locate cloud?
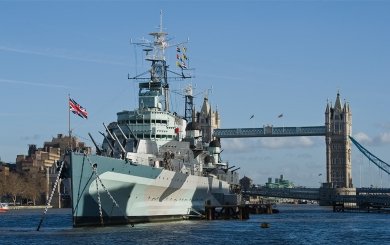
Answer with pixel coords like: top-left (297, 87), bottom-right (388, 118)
top-left (221, 136), bottom-right (316, 152)
top-left (379, 132), bottom-right (390, 144)
top-left (0, 78), bottom-right (70, 89)
top-left (353, 132), bottom-right (372, 144)
top-left (21, 134), bottom-right (41, 141)
top-left (222, 138), bottom-right (255, 153)
top-left (353, 131), bottom-right (390, 146)
top-left (258, 136), bottom-right (314, 149)
top-left (0, 45), bottom-right (128, 66)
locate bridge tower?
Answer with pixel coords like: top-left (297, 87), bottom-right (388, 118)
top-left (325, 92), bottom-right (353, 188)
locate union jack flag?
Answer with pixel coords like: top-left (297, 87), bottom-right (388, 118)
top-left (69, 98), bottom-right (88, 119)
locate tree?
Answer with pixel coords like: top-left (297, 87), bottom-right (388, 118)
top-left (0, 175), bottom-right (5, 201)
top-left (23, 170), bottom-right (45, 205)
top-left (6, 172), bottom-right (24, 206)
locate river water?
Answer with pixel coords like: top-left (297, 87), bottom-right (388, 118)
top-left (1, 204), bottom-right (389, 244)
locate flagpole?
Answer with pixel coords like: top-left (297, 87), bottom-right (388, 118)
top-left (68, 93), bottom-right (71, 148)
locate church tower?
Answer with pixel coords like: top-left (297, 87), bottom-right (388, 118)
top-left (325, 92), bottom-right (353, 188)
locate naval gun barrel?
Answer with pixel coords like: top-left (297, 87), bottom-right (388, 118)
top-left (231, 167), bottom-right (240, 173)
top-left (103, 122), bottom-right (115, 139)
top-left (125, 125), bottom-right (138, 141)
top-left (113, 133), bottom-right (126, 155)
top-left (99, 131), bottom-right (115, 153)
top-left (88, 133), bottom-right (102, 155)
top-left (227, 165), bottom-right (236, 170)
top-left (116, 123), bottom-right (128, 140)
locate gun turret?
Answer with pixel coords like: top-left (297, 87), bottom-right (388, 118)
top-left (103, 122), bottom-right (126, 155)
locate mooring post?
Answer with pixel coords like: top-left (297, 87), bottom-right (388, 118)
top-left (266, 204), bottom-right (272, 214)
top-left (205, 206), bottom-right (215, 220)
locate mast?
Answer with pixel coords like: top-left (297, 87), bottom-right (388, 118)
top-left (184, 84), bottom-right (194, 122)
top-left (159, 10), bottom-right (169, 112)
top-left (129, 11), bottom-right (191, 113)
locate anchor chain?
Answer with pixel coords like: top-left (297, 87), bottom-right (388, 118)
top-left (36, 159), bottom-right (65, 231)
top-left (95, 174), bottom-right (120, 209)
top-left (93, 166), bottom-right (104, 226)
top-left (85, 154), bottom-right (134, 227)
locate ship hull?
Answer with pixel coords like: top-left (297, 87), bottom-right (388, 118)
top-left (69, 152), bottom-right (230, 227)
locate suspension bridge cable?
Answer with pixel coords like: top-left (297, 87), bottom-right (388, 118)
top-left (349, 136), bottom-right (390, 175)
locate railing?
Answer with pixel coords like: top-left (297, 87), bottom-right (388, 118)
top-left (244, 187), bottom-right (320, 200)
top-left (214, 126), bottom-right (326, 138)
top-left (244, 187), bottom-right (390, 207)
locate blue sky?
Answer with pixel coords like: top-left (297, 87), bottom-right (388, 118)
top-left (1, 0), bottom-right (390, 187)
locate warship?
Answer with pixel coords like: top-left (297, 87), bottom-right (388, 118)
top-left (65, 15), bottom-right (240, 227)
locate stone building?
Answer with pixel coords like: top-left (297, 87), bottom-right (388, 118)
top-left (44, 133), bottom-right (90, 156)
top-left (16, 144), bottom-right (61, 173)
top-left (197, 96), bottom-right (220, 143)
top-left (325, 92), bottom-right (353, 188)
top-left (14, 134), bottom-right (91, 207)
top-left (0, 162), bottom-right (10, 178)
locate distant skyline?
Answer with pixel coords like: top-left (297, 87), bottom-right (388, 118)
top-left (1, 0), bottom-right (390, 187)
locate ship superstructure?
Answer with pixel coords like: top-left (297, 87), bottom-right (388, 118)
top-left (66, 14), bottom-right (240, 227)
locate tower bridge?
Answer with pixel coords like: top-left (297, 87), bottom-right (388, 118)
top-left (212, 92), bottom-right (390, 207)
top-left (214, 92), bottom-right (353, 189)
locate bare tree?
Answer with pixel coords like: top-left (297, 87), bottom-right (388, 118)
top-left (23, 170), bottom-right (45, 205)
top-left (0, 175), bottom-right (5, 202)
top-left (6, 172), bottom-right (24, 206)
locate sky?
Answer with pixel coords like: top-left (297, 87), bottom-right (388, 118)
top-left (1, 0), bottom-right (390, 187)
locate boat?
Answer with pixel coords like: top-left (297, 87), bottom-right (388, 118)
top-left (0, 203), bottom-right (9, 212)
top-left (64, 14), bottom-right (241, 227)
top-left (298, 199), bottom-right (308, 204)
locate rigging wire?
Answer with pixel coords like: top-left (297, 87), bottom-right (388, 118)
top-left (36, 159), bottom-right (65, 231)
